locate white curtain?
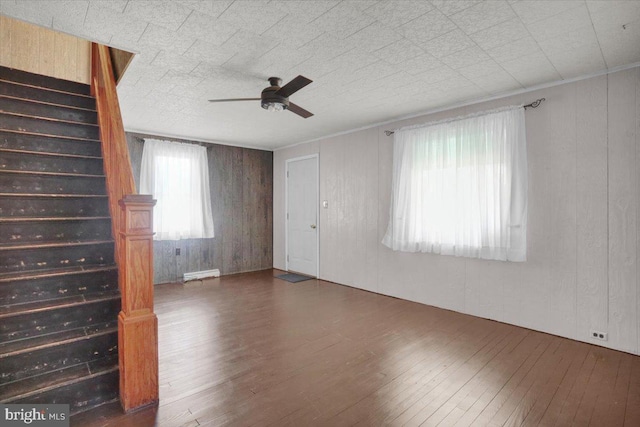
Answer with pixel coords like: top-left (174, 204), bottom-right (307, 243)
top-left (140, 138), bottom-right (215, 240)
top-left (382, 107), bottom-right (527, 262)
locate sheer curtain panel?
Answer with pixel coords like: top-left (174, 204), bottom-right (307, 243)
top-left (382, 107), bottom-right (527, 262)
top-left (140, 138), bottom-right (215, 240)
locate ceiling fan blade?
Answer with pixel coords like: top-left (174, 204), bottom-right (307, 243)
top-left (287, 102), bottom-right (314, 118)
top-left (275, 75), bottom-right (312, 98)
top-left (208, 98), bottom-right (260, 103)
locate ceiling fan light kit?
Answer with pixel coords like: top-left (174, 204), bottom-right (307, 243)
top-left (209, 75), bottom-right (314, 118)
top-left (263, 101), bottom-right (286, 112)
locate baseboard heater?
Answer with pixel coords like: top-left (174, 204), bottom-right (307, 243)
top-left (183, 269), bottom-right (220, 282)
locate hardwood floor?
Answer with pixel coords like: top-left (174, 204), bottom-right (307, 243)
top-left (72, 269), bottom-right (640, 426)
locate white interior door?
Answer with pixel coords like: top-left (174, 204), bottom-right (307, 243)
top-left (286, 155), bottom-right (318, 277)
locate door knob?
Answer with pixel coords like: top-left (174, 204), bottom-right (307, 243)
top-left (310, 224), bottom-right (316, 229)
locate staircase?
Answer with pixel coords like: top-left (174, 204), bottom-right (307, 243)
top-left (0, 66), bottom-right (120, 414)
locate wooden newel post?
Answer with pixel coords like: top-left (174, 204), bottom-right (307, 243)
top-left (117, 194), bottom-right (159, 412)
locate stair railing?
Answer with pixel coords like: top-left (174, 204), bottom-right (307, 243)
top-left (91, 42), bottom-right (159, 412)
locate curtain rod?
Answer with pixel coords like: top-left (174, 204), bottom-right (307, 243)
top-left (384, 98), bottom-right (546, 136)
top-left (137, 136), bottom-right (210, 148)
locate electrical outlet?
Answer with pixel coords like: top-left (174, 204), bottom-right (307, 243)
top-left (590, 330), bottom-right (608, 341)
top-left (176, 248), bottom-right (181, 256)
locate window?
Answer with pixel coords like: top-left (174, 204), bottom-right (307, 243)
top-left (382, 107), bottom-right (527, 262)
top-left (140, 138), bottom-right (214, 240)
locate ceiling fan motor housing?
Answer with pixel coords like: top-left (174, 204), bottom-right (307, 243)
top-left (261, 77), bottom-right (289, 110)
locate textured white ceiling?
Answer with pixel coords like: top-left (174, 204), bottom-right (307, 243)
top-left (1, 0), bottom-right (639, 149)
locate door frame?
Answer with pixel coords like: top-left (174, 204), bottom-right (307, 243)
top-left (285, 154), bottom-right (319, 278)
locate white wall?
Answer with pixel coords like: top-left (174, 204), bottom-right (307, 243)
top-left (273, 67), bottom-right (640, 355)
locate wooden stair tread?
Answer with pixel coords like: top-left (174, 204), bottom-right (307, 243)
top-left (0, 239), bottom-right (113, 251)
top-left (0, 78), bottom-right (94, 100)
top-left (0, 169), bottom-right (105, 178)
top-left (0, 147), bottom-right (102, 160)
top-left (0, 128), bottom-right (101, 144)
top-left (0, 359), bottom-right (118, 402)
top-left (0, 290), bottom-right (120, 318)
top-left (0, 193), bottom-right (108, 198)
top-left (0, 363), bottom-right (89, 401)
top-left (0, 130), bottom-right (102, 158)
top-left (0, 76), bottom-right (94, 99)
top-left (0, 216), bottom-right (110, 223)
top-left (0, 322), bottom-right (117, 358)
top-left (0, 66), bottom-right (92, 97)
top-left (0, 194), bottom-right (110, 219)
top-left (0, 93), bottom-right (96, 113)
top-left (0, 264), bottom-right (117, 283)
top-left (0, 80), bottom-right (96, 111)
top-left (0, 95), bottom-right (97, 127)
top-left (0, 113), bottom-right (99, 141)
top-left (0, 110), bottom-right (98, 128)
top-left (0, 129), bottom-right (100, 143)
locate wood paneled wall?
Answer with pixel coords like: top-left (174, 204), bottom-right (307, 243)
top-left (0, 15), bottom-right (90, 84)
top-left (127, 133), bottom-right (273, 283)
top-left (109, 47), bottom-right (134, 84)
top-left (274, 67), bottom-right (640, 356)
